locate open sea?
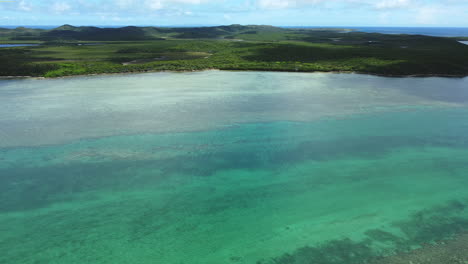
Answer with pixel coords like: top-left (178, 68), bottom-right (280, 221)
top-left (1, 71), bottom-right (468, 263)
top-left (350, 27), bottom-right (468, 37)
top-left (287, 26), bottom-right (468, 37)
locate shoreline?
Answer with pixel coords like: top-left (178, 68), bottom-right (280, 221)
top-left (1, 68), bottom-right (467, 80)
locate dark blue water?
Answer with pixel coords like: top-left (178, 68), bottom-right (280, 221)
top-left (285, 26), bottom-right (468, 37)
top-left (353, 27), bottom-right (468, 37)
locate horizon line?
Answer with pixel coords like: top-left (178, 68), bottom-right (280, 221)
top-left (1, 24), bottom-right (468, 28)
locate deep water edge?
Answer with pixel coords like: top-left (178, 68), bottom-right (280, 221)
top-left (1, 71), bottom-right (467, 264)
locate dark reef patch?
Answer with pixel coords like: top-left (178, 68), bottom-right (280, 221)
top-left (368, 232), bottom-right (468, 264)
top-left (260, 200), bottom-right (468, 264)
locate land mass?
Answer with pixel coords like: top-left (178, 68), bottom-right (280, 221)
top-left (1, 24), bottom-right (468, 77)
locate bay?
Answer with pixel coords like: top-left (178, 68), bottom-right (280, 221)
top-left (1, 71), bottom-right (467, 264)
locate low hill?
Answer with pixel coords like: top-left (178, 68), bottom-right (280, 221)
top-left (0, 27), bottom-right (44, 40)
top-left (0, 24), bottom-right (290, 41)
top-left (41, 25), bottom-right (157, 41)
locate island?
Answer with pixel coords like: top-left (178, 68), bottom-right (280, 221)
top-left (1, 24), bottom-right (467, 78)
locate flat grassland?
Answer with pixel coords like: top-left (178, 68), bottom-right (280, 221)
top-left (1, 25), bottom-right (467, 77)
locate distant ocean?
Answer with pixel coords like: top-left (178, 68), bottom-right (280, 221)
top-left (2, 25), bottom-right (468, 37)
top-left (284, 26), bottom-right (468, 37)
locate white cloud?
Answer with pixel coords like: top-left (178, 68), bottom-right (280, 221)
top-left (375, 0), bottom-right (412, 9)
top-left (51, 2), bottom-right (72, 13)
top-left (416, 7), bottom-right (439, 24)
top-left (18, 0), bottom-right (33, 11)
top-left (173, 0), bottom-right (205, 3)
top-left (378, 12), bottom-right (391, 24)
top-left (116, 0), bottom-right (135, 9)
top-left (257, 0), bottom-right (327, 10)
top-left (146, 0), bottom-right (163, 10)
top-left (258, 0), bottom-right (294, 9)
top-left (3, 0), bottom-right (466, 26)
top-left (144, 0), bottom-right (207, 11)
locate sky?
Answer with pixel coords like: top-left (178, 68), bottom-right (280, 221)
top-left (0, 0), bottom-right (467, 27)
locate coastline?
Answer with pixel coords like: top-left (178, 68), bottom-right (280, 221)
top-left (1, 68), bottom-right (467, 80)
top-left (2, 25), bottom-right (468, 81)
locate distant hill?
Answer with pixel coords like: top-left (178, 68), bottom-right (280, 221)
top-left (0, 24), bottom-right (291, 41)
top-left (168, 24), bottom-right (287, 39)
top-left (0, 27), bottom-right (45, 40)
top-left (41, 25), bottom-right (160, 41)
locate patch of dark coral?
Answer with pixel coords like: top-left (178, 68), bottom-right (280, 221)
top-left (260, 200), bottom-right (468, 264)
top-left (369, 231), bottom-right (468, 264)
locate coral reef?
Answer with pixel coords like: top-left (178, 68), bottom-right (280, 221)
top-left (370, 232), bottom-right (468, 264)
top-left (262, 200), bottom-right (468, 264)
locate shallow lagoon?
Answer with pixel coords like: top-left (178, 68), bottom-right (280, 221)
top-left (0, 71), bottom-right (468, 264)
top-left (0, 44), bottom-right (39, 48)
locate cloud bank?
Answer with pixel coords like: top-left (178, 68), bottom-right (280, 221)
top-left (0, 0), bottom-right (466, 26)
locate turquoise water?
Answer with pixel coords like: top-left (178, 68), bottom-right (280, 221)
top-left (1, 71), bottom-right (468, 263)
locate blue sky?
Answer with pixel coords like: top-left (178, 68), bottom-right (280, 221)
top-left (0, 0), bottom-right (467, 26)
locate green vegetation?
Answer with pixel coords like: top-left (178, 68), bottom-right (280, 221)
top-left (1, 24), bottom-right (467, 77)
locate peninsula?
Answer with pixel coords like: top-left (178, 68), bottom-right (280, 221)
top-left (1, 24), bottom-right (467, 78)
